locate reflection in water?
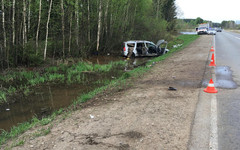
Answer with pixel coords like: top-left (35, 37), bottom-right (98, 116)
top-left (124, 57), bottom-right (150, 71)
top-left (0, 84), bottom-right (94, 131)
top-left (0, 56), bottom-right (152, 132)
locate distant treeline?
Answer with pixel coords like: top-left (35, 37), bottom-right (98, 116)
top-left (176, 17), bottom-right (221, 30)
top-left (0, 0), bottom-right (177, 69)
top-left (177, 17), bottom-right (240, 30)
top-left (221, 20), bottom-right (240, 29)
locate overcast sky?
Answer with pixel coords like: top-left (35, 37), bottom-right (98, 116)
top-left (175, 0), bottom-right (240, 23)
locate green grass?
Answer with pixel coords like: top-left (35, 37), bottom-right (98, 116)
top-left (0, 109), bottom-right (63, 146)
top-left (0, 91), bottom-right (7, 103)
top-left (147, 34), bottom-right (199, 65)
top-left (0, 34), bottom-right (199, 147)
top-left (0, 60), bottom-right (127, 103)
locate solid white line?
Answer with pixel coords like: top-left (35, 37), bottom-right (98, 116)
top-left (209, 36), bottom-right (218, 150)
top-left (236, 37), bottom-right (240, 40)
top-left (209, 94), bottom-right (218, 150)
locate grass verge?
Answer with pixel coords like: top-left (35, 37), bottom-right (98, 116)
top-left (0, 34), bottom-right (199, 148)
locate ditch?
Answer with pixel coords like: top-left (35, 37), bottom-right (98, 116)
top-left (0, 56), bottom-right (152, 132)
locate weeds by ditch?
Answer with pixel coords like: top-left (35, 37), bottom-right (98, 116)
top-left (0, 61), bottom-right (126, 104)
top-left (0, 34), bottom-right (199, 148)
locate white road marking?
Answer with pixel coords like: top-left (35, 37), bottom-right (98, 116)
top-left (235, 37), bottom-right (240, 40)
top-left (209, 36), bottom-right (218, 150)
top-left (209, 94), bottom-right (218, 150)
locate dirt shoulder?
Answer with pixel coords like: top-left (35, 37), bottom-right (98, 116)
top-left (2, 35), bottom-right (213, 150)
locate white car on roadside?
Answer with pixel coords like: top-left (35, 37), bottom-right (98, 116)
top-left (122, 40), bottom-right (169, 58)
top-left (207, 28), bottom-right (216, 35)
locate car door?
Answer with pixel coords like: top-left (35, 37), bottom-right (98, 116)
top-left (146, 42), bottom-right (157, 54)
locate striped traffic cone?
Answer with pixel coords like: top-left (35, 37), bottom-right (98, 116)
top-left (204, 79), bottom-right (218, 93)
top-left (209, 53), bottom-right (216, 66)
top-left (210, 46), bottom-right (215, 52)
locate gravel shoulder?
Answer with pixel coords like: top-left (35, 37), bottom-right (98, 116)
top-left (2, 35), bottom-right (213, 150)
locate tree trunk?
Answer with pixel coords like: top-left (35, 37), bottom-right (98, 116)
top-left (36, 0), bottom-right (41, 53)
top-left (87, 0), bottom-right (90, 43)
top-left (12, 0), bottom-right (15, 45)
top-left (28, 0), bottom-right (31, 31)
top-left (75, 0), bottom-right (79, 49)
top-left (61, 0), bottom-right (65, 58)
top-left (103, 0), bottom-right (109, 39)
top-left (23, 0), bottom-right (27, 46)
top-left (1, 0), bottom-right (7, 67)
top-left (122, 1), bottom-right (130, 34)
top-left (12, 0), bottom-right (16, 65)
top-left (156, 0), bottom-right (160, 19)
top-left (96, 0), bottom-right (102, 53)
top-left (44, 0), bottom-right (53, 60)
top-left (68, 12), bottom-right (73, 55)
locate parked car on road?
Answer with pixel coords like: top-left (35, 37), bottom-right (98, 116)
top-left (216, 28), bottom-right (222, 32)
top-left (122, 40), bottom-right (169, 58)
top-left (207, 28), bottom-right (216, 35)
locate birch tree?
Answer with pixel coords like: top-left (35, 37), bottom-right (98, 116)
top-left (28, 0), bottom-right (31, 31)
top-left (1, 0), bottom-right (7, 66)
top-left (61, 0), bottom-right (65, 58)
top-left (68, 12), bottom-right (73, 55)
top-left (44, 0), bottom-right (53, 60)
top-left (103, 0), bottom-right (109, 39)
top-left (23, 0), bottom-right (27, 46)
top-left (87, 0), bottom-right (90, 43)
top-left (96, 0), bottom-right (102, 53)
top-left (75, 0), bottom-right (79, 48)
top-left (36, 0), bottom-right (41, 53)
top-left (12, 0), bottom-right (15, 45)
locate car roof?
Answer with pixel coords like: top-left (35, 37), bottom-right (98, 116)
top-left (124, 40), bottom-right (153, 43)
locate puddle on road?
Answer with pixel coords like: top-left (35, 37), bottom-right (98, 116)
top-left (215, 66), bottom-right (238, 89)
top-left (0, 56), bottom-right (153, 132)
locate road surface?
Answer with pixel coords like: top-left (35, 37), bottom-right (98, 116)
top-left (216, 31), bottom-right (240, 150)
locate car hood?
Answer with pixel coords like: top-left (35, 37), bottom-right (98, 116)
top-left (156, 40), bottom-right (167, 47)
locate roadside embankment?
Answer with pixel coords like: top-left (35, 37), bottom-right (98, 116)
top-left (1, 35), bottom-right (214, 150)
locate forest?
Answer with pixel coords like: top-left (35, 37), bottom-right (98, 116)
top-left (0, 0), bottom-right (177, 69)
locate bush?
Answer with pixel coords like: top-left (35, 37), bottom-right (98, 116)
top-left (22, 43), bottom-right (44, 67)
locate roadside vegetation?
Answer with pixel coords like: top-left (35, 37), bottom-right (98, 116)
top-left (0, 34), bottom-right (199, 147)
top-left (0, 61), bottom-right (126, 104)
top-left (0, 0), bottom-right (177, 69)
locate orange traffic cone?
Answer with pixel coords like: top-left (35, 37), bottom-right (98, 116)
top-left (209, 53), bottom-right (216, 66)
top-left (210, 46), bottom-right (215, 52)
top-left (204, 79), bottom-right (218, 93)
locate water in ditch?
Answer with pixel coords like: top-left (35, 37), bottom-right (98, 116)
top-left (0, 56), bottom-right (152, 132)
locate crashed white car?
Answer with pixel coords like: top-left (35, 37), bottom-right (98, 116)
top-left (122, 40), bottom-right (169, 58)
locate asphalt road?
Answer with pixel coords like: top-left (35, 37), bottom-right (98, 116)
top-left (215, 30), bottom-right (240, 150)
